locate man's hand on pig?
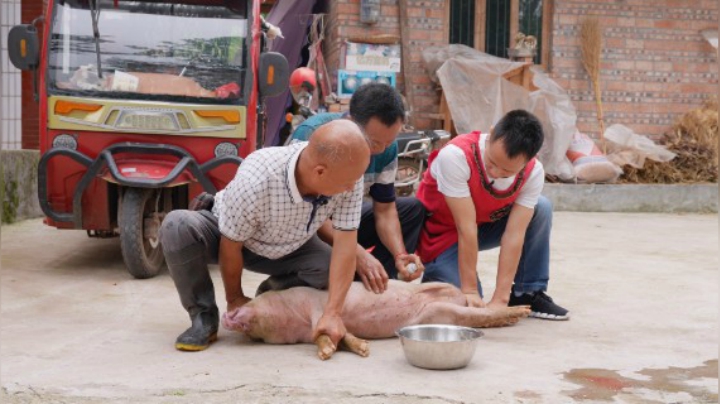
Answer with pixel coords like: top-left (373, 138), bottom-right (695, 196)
top-left (465, 292), bottom-right (486, 308)
top-left (227, 295), bottom-right (252, 313)
top-left (356, 250), bottom-right (388, 294)
top-left (312, 313), bottom-right (347, 348)
top-left (395, 253), bottom-right (424, 282)
top-left (487, 292), bottom-right (510, 309)
top-left (487, 299), bottom-right (509, 309)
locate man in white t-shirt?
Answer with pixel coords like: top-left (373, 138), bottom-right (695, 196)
top-left (416, 110), bottom-right (569, 320)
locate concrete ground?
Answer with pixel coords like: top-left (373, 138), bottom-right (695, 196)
top-left (1, 213), bottom-right (717, 403)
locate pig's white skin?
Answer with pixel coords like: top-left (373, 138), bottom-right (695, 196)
top-left (222, 280), bottom-right (526, 344)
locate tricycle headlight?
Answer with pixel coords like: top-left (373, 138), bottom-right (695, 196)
top-left (214, 142), bottom-right (238, 157)
top-left (52, 134), bottom-right (78, 150)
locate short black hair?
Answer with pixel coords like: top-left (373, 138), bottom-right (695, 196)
top-left (490, 109), bottom-right (544, 160)
top-left (349, 83), bottom-right (406, 127)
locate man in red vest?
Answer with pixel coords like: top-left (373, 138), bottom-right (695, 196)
top-left (416, 110), bottom-right (569, 320)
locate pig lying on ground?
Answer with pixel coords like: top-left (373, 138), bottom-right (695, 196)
top-left (222, 280), bottom-right (530, 360)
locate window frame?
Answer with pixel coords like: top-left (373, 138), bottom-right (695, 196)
top-left (445, 0), bottom-right (553, 69)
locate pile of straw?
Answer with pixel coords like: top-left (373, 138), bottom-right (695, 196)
top-left (621, 99), bottom-right (718, 183)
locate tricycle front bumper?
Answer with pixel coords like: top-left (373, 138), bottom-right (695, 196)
top-left (38, 142), bottom-right (241, 228)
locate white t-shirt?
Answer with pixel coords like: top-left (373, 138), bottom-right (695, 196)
top-left (429, 133), bottom-right (544, 208)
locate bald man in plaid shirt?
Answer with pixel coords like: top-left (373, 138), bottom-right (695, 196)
top-left (160, 120), bottom-right (370, 352)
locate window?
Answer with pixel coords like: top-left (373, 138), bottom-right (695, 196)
top-left (48, 0), bottom-right (248, 104)
top-left (448, 0), bottom-right (552, 67)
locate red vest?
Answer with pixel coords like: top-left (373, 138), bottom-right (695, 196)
top-left (416, 131), bottom-right (536, 262)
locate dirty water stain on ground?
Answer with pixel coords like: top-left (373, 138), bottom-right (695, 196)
top-left (513, 390), bottom-right (542, 400)
top-left (562, 359), bottom-right (718, 402)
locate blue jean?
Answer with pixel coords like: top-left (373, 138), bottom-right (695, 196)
top-left (422, 196), bottom-right (553, 297)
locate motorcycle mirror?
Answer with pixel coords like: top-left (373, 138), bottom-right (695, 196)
top-left (8, 24), bottom-right (40, 71)
top-left (259, 52), bottom-right (290, 98)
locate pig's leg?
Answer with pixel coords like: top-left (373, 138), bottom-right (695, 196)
top-left (315, 335), bottom-right (337, 360)
top-left (315, 333), bottom-right (369, 359)
top-left (415, 303), bottom-right (530, 328)
top-left (340, 333), bottom-right (369, 358)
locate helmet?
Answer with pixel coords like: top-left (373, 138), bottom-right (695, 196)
top-left (289, 67), bottom-right (316, 93)
top-left (289, 67), bottom-right (316, 106)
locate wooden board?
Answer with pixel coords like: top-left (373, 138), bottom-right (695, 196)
top-left (398, 0), bottom-right (415, 127)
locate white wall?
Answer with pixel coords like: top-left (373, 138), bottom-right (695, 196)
top-left (1, 0), bottom-right (23, 150)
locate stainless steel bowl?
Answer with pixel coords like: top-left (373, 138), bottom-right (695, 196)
top-left (396, 324), bottom-right (483, 370)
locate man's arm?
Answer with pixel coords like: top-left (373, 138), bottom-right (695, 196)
top-left (316, 219), bottom-right (334, 244)
top-left (488, 204), bottom-right (533, 308)
top-left (313, 228), bottom-right (357, 346)
top-left (445, 196), bottom-right (485, 307)
top-left (219, 236), bottom-right (251, 312)
top-left (317, 218), bottom-right (388, 294)
top-left (373, 200), bottom-right (423, 281)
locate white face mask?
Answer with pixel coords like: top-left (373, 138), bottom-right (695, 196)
top-left (482, 148), bottom-right (516, 190)
top-left (481, 153), bottom-right (495, 180)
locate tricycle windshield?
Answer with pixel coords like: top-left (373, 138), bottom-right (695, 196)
top-left (48, 0), bottom-right (248, 104)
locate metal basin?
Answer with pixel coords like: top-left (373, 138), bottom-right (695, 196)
top-left (396, 324), bottom-right (483, 370)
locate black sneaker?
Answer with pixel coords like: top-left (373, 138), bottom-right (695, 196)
top-left (509, 291), bottom-right (569, 320)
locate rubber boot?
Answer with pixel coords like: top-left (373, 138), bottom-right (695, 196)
top-left (255, 274), bottom-right (309, 297)
top-left (175, 308), bottom-right (219, 351)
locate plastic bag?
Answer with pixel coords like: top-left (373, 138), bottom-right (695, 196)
top-left (604, 124), bottom-right (676, 169)
top-left (567, 132), bottom-right (621, 183)
top-left (423, 45), bottom-right (577, 181)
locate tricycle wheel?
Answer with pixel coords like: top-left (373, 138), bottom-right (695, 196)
top-left (396, 158), bottom-right (421, 197)
top-left (119, 187), bottom-right (165, 279)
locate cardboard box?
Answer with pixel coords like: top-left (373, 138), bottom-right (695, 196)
top-left (337, 70), bottom-right (397, 98)
top-left (344, 41), bottom-right (401, 73)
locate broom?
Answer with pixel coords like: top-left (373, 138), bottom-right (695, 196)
top-left (580, 17), bottom-right (607, 153)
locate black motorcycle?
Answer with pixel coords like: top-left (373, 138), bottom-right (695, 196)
top-left (395, 129), bottom-right (451, 196)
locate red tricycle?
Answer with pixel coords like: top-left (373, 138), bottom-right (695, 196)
top-left (7, 0), bottom-right (289, 278)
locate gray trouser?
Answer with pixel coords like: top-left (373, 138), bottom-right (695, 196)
top-left (159, 209), bottom-right (331, 317)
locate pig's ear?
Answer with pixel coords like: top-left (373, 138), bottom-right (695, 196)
top-left (222, 311), bottom-right (242, 331)
top-left (222, 307), bottom-right (252, 333)
top-left (221, 312), bottom-right (235, 331)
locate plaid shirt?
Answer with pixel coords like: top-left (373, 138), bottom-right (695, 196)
top-left (213, 142), bottom-right (363, 259)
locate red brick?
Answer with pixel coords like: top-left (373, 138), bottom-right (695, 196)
top-left (617, 17), bottom-right (636, 27)
top-left (654, 20), bottom-right (675, 29)
top-left (569, 79), bottom-right (592, 90)
top-left (337, 3), bottom-right (360, 15)
top-left (606, 81), bottom-right (629, 91)
top-left (614, 60), bottom-right (636, 70)
top-left (681, 83), bottom-right (716, 94)
top-left (605, 38), bottom-right (625, 48)
top-left (409, 30), bottom-right (431, 41)
top-left (407, 7), bottom-right (424, 17)
top-left (625, 39), bottom-right (644, 49)
top-left (553, 58), bottom-right (582, 69)
top-left (634, 18), bottom-right (656, 28)
top-left (427, 9), bottom-right (445, 19)
top-left (559, 14), bottom-right (578, 25)
top-left (635, 61), bottom-right (653, 71)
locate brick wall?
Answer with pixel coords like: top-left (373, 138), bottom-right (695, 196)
top-left (328, 0), bottom-right (718, 137)
top-left (20, 0), bottom-right (46, 150)
top-left (325, 0), bottom-right (448, 129)
top-left (550, 0), bottom-right (718, 139)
